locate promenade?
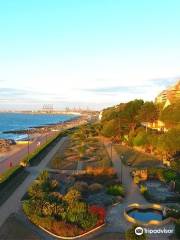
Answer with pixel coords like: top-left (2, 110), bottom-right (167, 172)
top-left (0, 136), bottom-right (68, 228)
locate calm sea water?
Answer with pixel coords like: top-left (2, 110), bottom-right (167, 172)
top-left (0, 113), bottom-right (75, 140)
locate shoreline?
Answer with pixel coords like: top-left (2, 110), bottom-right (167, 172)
top-left (0, 115), bottom-right (80, 141)
top-left (0, 115), bottom-right (87, 167)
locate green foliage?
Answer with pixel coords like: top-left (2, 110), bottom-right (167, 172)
top-left (107, 184), bottom-right (125, 196)
top-left (157, 128), bottom-right (180, 160)
top-left (163, 169), bottom-right (177, 182)
top-left (101, 119), bottom-right (118, 137)
top-left (125, 225), bottom-right (147, 240)
top-left (175, 219), bottom-right (180, 239)
top-left (0, 166), bottom-right (21, 184)
top-left (133, 130), bottom-right (148, 146)
top-left (166, 206), bottom-right (180, 219)
top-left (160, 102), bottom-right (180, 127)
top-left (138, 101), bottom-right (159, 123)
top-left (134, 176), bottom-right (140, 184)
top-left (140, 185), bottom-right (148, 194)
top-left (63, 189), bottom-right (81, 205)
top-left (79, 213), bottom-right (98, 229)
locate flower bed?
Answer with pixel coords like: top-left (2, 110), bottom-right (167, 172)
top-left (23, 171), bottom-right (106, 238)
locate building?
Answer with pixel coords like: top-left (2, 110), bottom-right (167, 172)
top-left (155, 80), bottom-right (180, 108)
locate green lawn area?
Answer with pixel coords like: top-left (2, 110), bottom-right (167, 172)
top-left (114, 145), bottom-right (162, 167)
top-left (0, 167), bottom-right (29, 206)
top-left (0, 166), bottom-right (21, 184)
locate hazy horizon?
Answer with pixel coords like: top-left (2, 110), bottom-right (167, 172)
top-left (0, 0), bottom-right (180, 110)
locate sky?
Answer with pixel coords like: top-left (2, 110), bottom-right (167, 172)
top-left (0, 0), bottom-right (180, 110)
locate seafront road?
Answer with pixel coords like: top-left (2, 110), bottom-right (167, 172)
top-left (0, 131), bottom-right (58, 174)
top-left (0, 136), bottom-right (68, 228)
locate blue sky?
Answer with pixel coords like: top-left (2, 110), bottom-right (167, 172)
top-left (0, 0), bottom-right (180, 110)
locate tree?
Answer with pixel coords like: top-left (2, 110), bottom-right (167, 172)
top-left (157, 128), bottom-right (180, 161)
top-left (160, 102), bottom-right (180, 128)
top-left (133, 130), bottom-right (148, 147)
top-left (138, 101), bottom-right (159, 132)
top-left (123, 99), bottom-right (144, 133)
top-left (101, 119), bottom-right (118, 137)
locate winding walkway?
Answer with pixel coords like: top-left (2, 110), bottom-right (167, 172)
top-left (101, 138), bottom-right (147, 233)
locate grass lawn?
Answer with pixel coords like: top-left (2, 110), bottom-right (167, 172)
top-left (0, 213), bottom-right (41, 240)
top-left (0, 168), bottom-right (29, 206)
top-left (114, 145), bottom-right (162, 167)
top-left (0, 166), bottom-right (21, 184)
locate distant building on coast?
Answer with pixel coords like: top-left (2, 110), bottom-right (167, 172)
top-left (143, 80), bottom-right (180, 132)
top-left (155, 80), bottom-right (180, 108)
top-left (42, 104), bottom-right (54, 113)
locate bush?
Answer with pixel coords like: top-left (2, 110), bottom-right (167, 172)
top-left (107, 184), bottom-right (125, 196)
top-left (89, 183), bottom-right (103, 193)
top-left (23, 200), bottom-right (33, 216)
top-left (89, 205), bottom-right (106, 224)
top-left (63, 189), bottom-right (81, 205)
top-left (125, 225), bottom-right (147, 240)
top-left (86, 167), bottom-right (116, 177)
top-left (140, 185), bottom-right (148, 194)
top-left (175, 219), bottom-right (180, 239)
top-left (163, 169), bottom-right (177, 182)
top-left (51, 220), bottom-right (83, 237)
top-left (79, 213), bottom-right (98, 229)
top-left (73, 181), bottom-right (88, 193)
top-left (166, 207), bottom-right (180, 219)
top-left (134, 176), bottom-right (140, 184)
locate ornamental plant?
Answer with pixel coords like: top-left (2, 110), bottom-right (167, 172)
top-left (89, 205), bottom-right (106, 224)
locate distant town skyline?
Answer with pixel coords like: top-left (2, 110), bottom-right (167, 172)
top-left (0, 0), bottom-right (180, 110)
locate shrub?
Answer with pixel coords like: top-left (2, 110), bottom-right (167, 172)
top-left (86, 167), bottom-right (116, 177)
top-left (134, 176), bottom-right (140, 184)
top-left (125, 225), bottom-right (147, 240)
top-left (65, 201), bottom-right (88, 223)
top-left (107, 184), bottom-right (125, 196)
top-left (166, 207), bottom-right (180, 219)
top-left (73, 181), bottom-right (88, 193)
top-left (89, 205), bottom-right (106, 224)
top-left (175, 219), bottom-right (180, 239)
top-left (63, 189), bottom-right (81, 205)
top-left (51, 221), bottom-right (83, 237)
top-left (140, 185), bottom-right (148, 194)
top-left (163, 169), bottom-right (177, 182)
top-left (23, 200), bottom-right (33, 216)
top-left (79, 213), bottom-right (97, 229)
top-left (89, 183), bottom-right (103, 193)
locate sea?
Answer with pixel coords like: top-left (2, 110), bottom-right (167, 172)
top-left (0, 112), bottom-right (76, 140)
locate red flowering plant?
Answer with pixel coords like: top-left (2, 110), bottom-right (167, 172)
top-left (89, 205), bottom-right (106, 225)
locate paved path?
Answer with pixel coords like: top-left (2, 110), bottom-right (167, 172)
top-left (0, 136), bottom-right (68, 227)
top-left (102, 139), bottom-right (175, 240)
top-left (101, 138), bottom-right (147, 233)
